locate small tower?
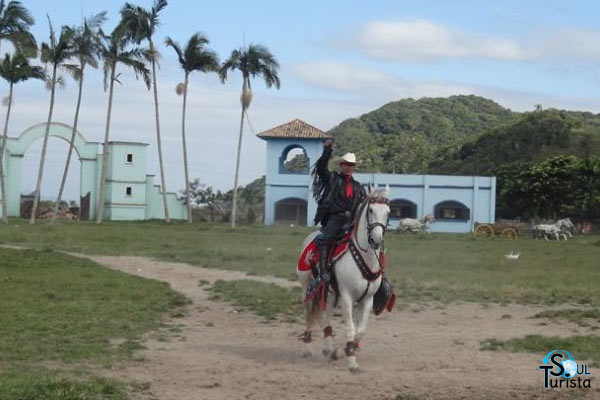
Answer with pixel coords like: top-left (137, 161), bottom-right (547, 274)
top-left (257, 119), bottom-right (331, 226)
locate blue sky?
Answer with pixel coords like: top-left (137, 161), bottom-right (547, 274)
top-left (7, 0), bottom-right (600, 201)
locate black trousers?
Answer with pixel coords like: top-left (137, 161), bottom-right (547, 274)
top-left (319, 213), bottom-right (348, 248)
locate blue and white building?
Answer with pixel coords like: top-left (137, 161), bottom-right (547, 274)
top-left (258, 119), bottom-right (496, 233)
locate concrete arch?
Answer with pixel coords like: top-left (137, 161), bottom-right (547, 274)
top-left (274, 197), bottom-right (307, 225)
top-left (2, 122), bottom-right (100, 219)
top-left (279, 144), bottom-right (309, 174)
top-left (390, 198), bottom-right (417, 219)
top-left (9, 122), bottom-right (99, 159)
top-left (434, 200), bottom-right (470, 221)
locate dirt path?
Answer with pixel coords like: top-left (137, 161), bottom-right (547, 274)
top-left (73, 254), bottom-right (597, 400)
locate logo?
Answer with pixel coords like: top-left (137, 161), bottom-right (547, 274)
top-left (539, 350), bottom-right (592, 389)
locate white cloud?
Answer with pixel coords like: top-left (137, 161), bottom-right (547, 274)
top-left (291, 60), bottom-right (600, 114)
top-left (349, 19), bottom-right (600, 64)
top-left (290, 61), bottom-right (394, 92)
top-left (537, 28), bottom-right (600, 61)
top-left (355, 19), bottom-right (527, 62)
top-left (290, 61), bottom-right (474, 100)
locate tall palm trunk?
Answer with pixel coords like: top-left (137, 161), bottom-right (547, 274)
top-left (51, 73), bottom-right (84, 224)
top-left (231, 78), bottom-right (251, 227)
top-left (0, 82), bottom-right (14, 223)
top-left (181, 73), bottom-right (192, 223)
top-left (96, 66), bottom-right (116, 223)
top-left (30, 64), bottom-right (57, 224)
top-left (150, 41), bottom-right (170, 223)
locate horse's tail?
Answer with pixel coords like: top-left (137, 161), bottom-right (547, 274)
top-left (305, 293), bottom-right (324, 331)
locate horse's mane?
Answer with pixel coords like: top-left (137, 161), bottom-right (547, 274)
top-left (370, 188), bottom-right (390, 199)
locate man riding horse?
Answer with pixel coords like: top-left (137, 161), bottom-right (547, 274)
top-left (311, 139), bottom-right (367, 289)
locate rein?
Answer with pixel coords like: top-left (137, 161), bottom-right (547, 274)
top-left (354, 196), bottom-right (390, 252)
top-left (350, 195), bottom-right (389, 283)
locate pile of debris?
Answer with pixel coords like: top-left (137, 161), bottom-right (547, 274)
top-left (20, 200), bottom-right (79, 220)
top-left (37, 208), bottom-right (79, 220)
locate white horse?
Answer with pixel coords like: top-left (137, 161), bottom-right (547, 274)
top-left (397, 213), bottom-right (435, 234)
top-left (296, 185), bottom-right (391, 372)
top-left (556, 218), bottom-right (575, 238)
top-left (533, 218), bottom-right (572, 241)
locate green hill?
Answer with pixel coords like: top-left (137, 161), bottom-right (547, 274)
top-left (329, 95), bottom-right (516, 173)
top-left (329, 96), bottom-right (600, 177)
top-left (429, 108), bottom-right (600, 175)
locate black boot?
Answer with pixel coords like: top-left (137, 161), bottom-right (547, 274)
top-left (305, 243), bottom-right (330, 301)
top-left (317, 244), bottom-right (331, 283)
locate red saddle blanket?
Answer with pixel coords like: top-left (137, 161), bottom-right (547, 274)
top-left (297, 232), bottom-right (352, 273)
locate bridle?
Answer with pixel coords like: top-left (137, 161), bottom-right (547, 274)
top-left (363, 196), bottom-right (390, 250)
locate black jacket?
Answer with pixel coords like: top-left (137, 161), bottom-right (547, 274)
top-left (312, 146), bottom-right (366, 225)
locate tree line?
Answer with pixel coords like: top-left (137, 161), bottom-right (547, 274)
top-left (0, 0), bottom-right (280, 226)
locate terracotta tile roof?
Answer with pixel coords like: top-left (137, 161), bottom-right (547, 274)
top-left (257, 118), bottom-right (332, 139)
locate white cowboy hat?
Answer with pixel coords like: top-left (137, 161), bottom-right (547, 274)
top-left (338, 152), bottom-right (356, 164)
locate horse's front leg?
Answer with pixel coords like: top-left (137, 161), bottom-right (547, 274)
top-left (331, 292), bottom-right (360, 372)
top-left (355, 295), bottom-right (373, 343)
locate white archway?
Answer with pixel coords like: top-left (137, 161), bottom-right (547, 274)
top-left (2, 123), bottom-right (100, 219)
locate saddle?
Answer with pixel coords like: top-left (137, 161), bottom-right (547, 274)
top-left (297, 229), bottom-right (352, 276)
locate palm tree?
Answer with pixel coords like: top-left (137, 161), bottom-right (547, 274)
top-left (219, 44), bottom-right (280, 227)
top-left (95, 25), bottom-right (150, 223)
top-left (0, 0), bottom-right (36, 56)
top-left (165, 33), bottom-right (219, 223)
top-left (51, 11), bottom-right (106, 224)
top-left (29, 17), bottom-right (75, 225)
top-left (120, 0), bottom-right (171, 222)
top-left (0, 52), bottom-right (44, 223)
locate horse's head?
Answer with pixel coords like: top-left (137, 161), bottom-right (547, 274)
top-left (423, 213), bottom-right (436, 224)
top-left (366, 184), bottom-right (390, 248)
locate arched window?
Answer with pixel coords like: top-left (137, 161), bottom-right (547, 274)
top-left (434, 201), bottom-right (470, 221)
top-left (274, 197), bottom-right (307, 226)
top-left (390, 199), bottom-right (417, 219)
top-left (279, 145), bottom-right (309, 174)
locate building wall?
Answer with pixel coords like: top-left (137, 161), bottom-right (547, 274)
top-left (103, 142), bottom-right (149, 220)
top-left (262, 137), bottom-right (496, 233)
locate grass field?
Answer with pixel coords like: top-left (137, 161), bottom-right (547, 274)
top-left (1, 219), bottom-right (600, 394)
top-left (1, 220), bottom-right (599, 306)
top-left (0, 246), bottom-right (188, 399)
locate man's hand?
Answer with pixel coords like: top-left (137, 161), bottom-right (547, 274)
top-left (324, 139), bottom-right (334, 149)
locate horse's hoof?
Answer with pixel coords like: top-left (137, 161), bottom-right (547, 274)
top-left (322, 349), bottom-right (331, 358)
top-left (349, 365), bottom-right (360, 373)
top-left (302, 349), bottom-right (313, 358)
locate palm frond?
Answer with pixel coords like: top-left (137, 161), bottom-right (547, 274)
top-left (118, 54), bottom-right (151, 89)
top-left (165, 36), bottom-right (185, 68)
top-left (150, 0), bottom-right (167, 30)
top-left (219, 48), bottom-right (242, 83)
top-left (0, 52), bottom-right (45, 84)
top-left (219, 44), bottom-right (279, 89)
top-left (120, 2), bottom-right (151, 44)
top-left (46, 14), bottom-right (56, 48)
top-left (61, 63), bottom-right (82, 80)
top-left (85, 10), bottom-right (107, 30)
top-left (3, 0), bottom-right (34, 26)
top-left (6, 29), bottom-right (37, 57)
